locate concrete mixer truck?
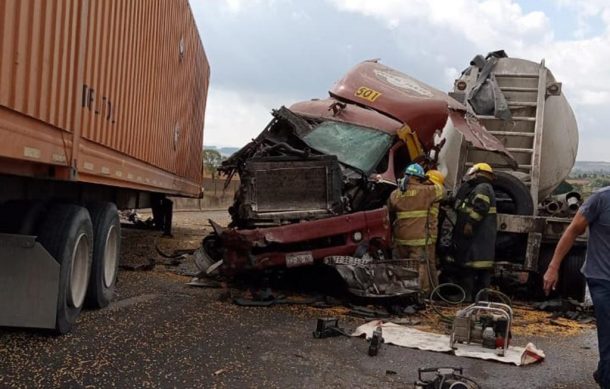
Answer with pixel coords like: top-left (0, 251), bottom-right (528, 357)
top-left (443, 51), bottom-right (585, 300)
top-left (200, 52), bottom-right (585, 301)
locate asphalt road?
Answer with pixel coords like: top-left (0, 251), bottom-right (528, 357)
top-left (0, 211), bottom-right (600, 388)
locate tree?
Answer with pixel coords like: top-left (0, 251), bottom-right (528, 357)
top-left (203, 149), bottom-right (223, 179)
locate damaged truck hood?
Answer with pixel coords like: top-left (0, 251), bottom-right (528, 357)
top-left (329, 60), bottom-right (517, 167)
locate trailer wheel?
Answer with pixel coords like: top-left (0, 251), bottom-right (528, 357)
top-left (492, 172), bottom-right (534, 260)
top-left (559, 248), bottom-right (586, 302)
top-left (37, 204), bottom-right (93, 334)
top-left (492, 171), bottom-right (534, 215)
top-left (85, 203), bottom-right (121, 308)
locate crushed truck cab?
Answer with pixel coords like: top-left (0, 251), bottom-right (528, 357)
top-left (203, 60), bottom-right (514, 276)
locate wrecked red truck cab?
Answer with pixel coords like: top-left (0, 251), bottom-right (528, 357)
top-left (211, 208), bottom-right (391, 274)
top-left (201, 61), bottom-right (515, 275)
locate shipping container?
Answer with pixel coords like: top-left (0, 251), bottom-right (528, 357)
top-left (0, 0), bottom-right (209, 197)
top-left (0, 0), bottom-right (209, 333)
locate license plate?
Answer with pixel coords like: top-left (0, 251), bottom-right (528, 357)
top-left (323, 256), bottom-right (373, 266)
top-left (285, 252), bottom-right (314, 268)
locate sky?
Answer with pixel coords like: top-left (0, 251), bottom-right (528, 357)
top-left (190, 0), bottom-right (610, 161)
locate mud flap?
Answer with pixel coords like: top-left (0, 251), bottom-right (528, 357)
top-left (0, 233), bottom-right (60, 329)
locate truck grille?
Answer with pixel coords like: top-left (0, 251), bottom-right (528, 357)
top-left (238, 156), bottom-right (343, 223)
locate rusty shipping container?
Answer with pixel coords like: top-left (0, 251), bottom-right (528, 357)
top-left (0, 0), bottom-right (209, 197)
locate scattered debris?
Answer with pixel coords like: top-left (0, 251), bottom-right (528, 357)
top-left (401, 305), bottom-right (418, 315)
top-left (392, 317), bottom-right (422, 326)
top-left (310, 297), bottom-right (343, 309)
top-left (234, 294), bottom-right (319, 307)
top-left (578, 316), bottom-right (595, 325)
top-left (533, 298), bottom-right (595, 323)
top-left (312, 318), bottom-right (348, 339)
top-left (120, 258), bottom-right (156, 271)
top-left (108, 294), bottom-right (158, 311)
top-left (155, 245), bottom-right (195, 259)
top-left (368, 326), bottom-right (384, 356)
top-left (348, 305), bottom-right (391, 319)
top-left (193, 245), bottom-right (222, 274)
top-left (120, 210), bottom-right (155, 229)
top-left (213, 368), bottom-right (228, 376)
top-left (549, 319), bottom-right (569, 327)
top-left (533, 298), bottom-right (569, 311)
top-left (205, 259), bottom-right (224, 275)
top-left (330, 260), bottom-right (420, 299)
top-left (186, 277), bottom-right (222, 288)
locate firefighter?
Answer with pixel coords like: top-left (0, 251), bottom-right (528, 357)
top-left (426, 168), bottom-right (446, 248)
top-left (426, 169), bottom-right (446, 192)
top-left (388, 163), bottom-right (444, 294)
top-left (453, 162), bottom-right (497, 302)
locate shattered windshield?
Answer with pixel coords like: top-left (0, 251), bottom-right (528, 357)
top-left (302, 121), bottom-right (393, 173)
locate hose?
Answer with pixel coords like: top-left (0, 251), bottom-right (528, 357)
top-left (428, 283), bottom-right (466, 324)
top-left (474, 288), bottom-right (512, 306)
top-left (428, 285), bottom-right (511, 325)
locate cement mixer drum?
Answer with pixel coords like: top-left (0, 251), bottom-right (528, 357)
top-left (443, 54), bottom-right (578, 203)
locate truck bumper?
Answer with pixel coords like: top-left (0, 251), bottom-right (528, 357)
top-left (215, 207), bottom-right (392, 274)
top-left (497, 213), bottom-right (587, 271)
top-left (0, 233), bottom-right (59, 329)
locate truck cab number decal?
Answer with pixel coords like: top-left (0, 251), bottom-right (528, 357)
top-left (355, 86), bottom-right (382, 102)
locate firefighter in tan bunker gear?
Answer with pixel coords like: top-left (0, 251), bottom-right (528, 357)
top-left (388, 164), bottom-right (445, 294)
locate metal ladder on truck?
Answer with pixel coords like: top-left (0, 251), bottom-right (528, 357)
top-left (455, 59), bottom-right (567, 275)
top-left (460, 59), bottom-right (556, 216)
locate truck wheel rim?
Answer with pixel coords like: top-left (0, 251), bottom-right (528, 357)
top-left (69, 233), bottom-right (90, 308)
top-left (103, 225), bottom-right (119, 288)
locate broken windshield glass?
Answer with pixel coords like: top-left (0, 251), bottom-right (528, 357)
top-left (302, 121), bottom-right (393, 173)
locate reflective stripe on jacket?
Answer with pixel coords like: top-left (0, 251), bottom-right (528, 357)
top-left (464, 260), bottom-right (495, 269)
top-left (388, 179), bottom-right (444, 247)
top-left (453, 181), bottom-right (497, 267)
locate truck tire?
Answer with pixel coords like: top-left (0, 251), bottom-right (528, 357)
top-left (36, 204), bottom-right (93, 334)
top-left (85, 202), bottom-right (121, 309)
top-left (492, 172), bottom-right (534, 215)
top-left (559, 248), bottom-right (586, 302)
top-left (492, 172), bottom-right (534, 259)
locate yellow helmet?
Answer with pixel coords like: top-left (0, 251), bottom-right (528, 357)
top-left (426, 169), bottom-right (445, 186)
top-left (466, 162), bottom-right (494, 177)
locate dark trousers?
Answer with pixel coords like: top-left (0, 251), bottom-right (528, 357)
top-left (588, 278), bottom-right (610, 388)
top-left (151, 197), bottom-right (173, 236)
top-left (460, 268), bottom-right (492, 302)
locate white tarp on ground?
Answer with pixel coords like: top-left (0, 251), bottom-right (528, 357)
top-left (352, 320), bottom-right (545, 366)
